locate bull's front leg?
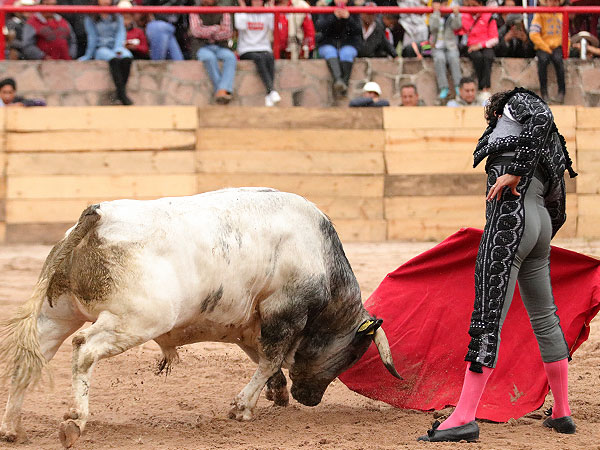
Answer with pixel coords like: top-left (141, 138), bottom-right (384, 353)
top-left (229, 360), bottom-right (279, 421)
top-left (265, 370), bottom-right (289, 407)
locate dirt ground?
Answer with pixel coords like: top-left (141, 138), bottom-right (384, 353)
top-left (0, 238), bottom-right (599, 450)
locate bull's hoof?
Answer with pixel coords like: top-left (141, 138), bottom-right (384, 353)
top-left (228, 400), bottom-right (253, 421)
top-left (266, 387), bottom-right (289, 407)
top-left (63, 409), bottom-right (79, 421)
top-left (59, 420), bottom-right (81, 448)
top-left (0, 429), bottom-right (18, 442)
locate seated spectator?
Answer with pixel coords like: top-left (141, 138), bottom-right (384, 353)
top-left (189, 0), bottom-right (236, 104)
top-left (22, 0), bottom-right (77, 60)
top-left (144, 0), bottom-right (185, 60)
top-left (315, 0), bottom-right (361, 99)
top-left (400, 83), bottom-right (422, 106)
top-left (446, 76), bottom-right (482, 106)
top-left (118, 0), bottom-right (150, 59)
top-left (458, 0), bottom-right (498, 95)
top-left (5, 0), bottom-right (36, 60)
top-left (58, 0), bottom-right (95, 59)
top-left (429, 0), bottom-right (462, 101)
top-left (382, 13), bottom-right (403, 49)
top-left (398, 0), bottom-right (430, 58)
top-left (349, 81), bottom-right (390, 106)
top-left (571, 32), bottom-right (600, 58)
top-left (274, 0), bottom-right (316, 59)
top-left (235, 0), bottom-right (281, 107)
top-left (0, 77), bottom-right (46, 107)
top-left (80, 0), bottom-right (134, 105)
top-left (495, 0), bottom-right (534, 58)
top-left (358, 2), bottom-right (398, 58)
top-left (529, 0), bottom-right (565, 103)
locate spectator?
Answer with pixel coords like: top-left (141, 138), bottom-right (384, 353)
top-left (189, 0), bottom-right (236, 104)
top-left (398, 0), bottom-right (430, 58)
top-left (447, 76), bottom-right (482, 106)
top-left (235, 0), bottom-right (281, 107)
top-left (529, 0), bottom-right (566, 104)
top-left (144, 0), bottom-right (185, 60)
top-left (119, 0), bottom-right (150, 59)
top-left (349, 81), bottom-right (390, 106)
top-left (0, 78), bottom-right (46, 107)
top-left (22, 0), bottom-right (77, 60)
top-left (274, 0), bottom-right (316, 59)
top-left (571, 32), bottom-right (600, 58)
top-left (382, 13), bottom-right (403, 49)
top-left (495, 0), bottom-right (534, 58)
top-left (459, 0), bottom-right (498, 96)
top-left (400, 83), bottom-right (422, 106)
top-left (5, 0), bottom-right (36, 60)
top-left (315, 0), bottom-right (361, 98)
top-left (358, 2), bottom-right (398, 58)
top-left (429, 0), bottom-right (462, 101)
top-left (80, 0), bottom-right (134, 105)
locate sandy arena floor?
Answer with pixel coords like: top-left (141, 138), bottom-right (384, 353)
top-left (0, 238), bottom-right (599, 450)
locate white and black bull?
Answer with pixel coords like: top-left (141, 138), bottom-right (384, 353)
top-left (0, 188), bottom-right (401, 448)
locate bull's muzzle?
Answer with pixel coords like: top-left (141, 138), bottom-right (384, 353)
top-left (290, 383), bottom-right (326, 407)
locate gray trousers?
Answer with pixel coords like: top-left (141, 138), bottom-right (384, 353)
top-left (493, 173), bottom-right (570, 366)
top-left (432, 47), bottom-right (462, 91)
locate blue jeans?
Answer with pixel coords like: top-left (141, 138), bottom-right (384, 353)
top-left (197, 45), bottom-right (237, 93)
top-left (146, 20), bottom-right (183, 61)
top-left (94, 46), bottom-right (133, 61)
top-left (318, 44), bottom-right (357, 62)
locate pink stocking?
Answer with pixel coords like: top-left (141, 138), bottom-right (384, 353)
top-left (438, 364), bottom-right (494, 430)
top-left (543, 358), bottom-right (571, 418)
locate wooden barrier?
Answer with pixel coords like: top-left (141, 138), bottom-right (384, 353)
top-left (0, 105), bottom-right (597, 243)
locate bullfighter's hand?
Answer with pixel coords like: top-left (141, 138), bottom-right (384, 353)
top-left (487, 173), bottom-right (521, 202)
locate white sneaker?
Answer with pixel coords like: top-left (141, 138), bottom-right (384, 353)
top-left (265, 94), bottom-right (274, 107)
top-left (269, 90), bottom-right (281, 105)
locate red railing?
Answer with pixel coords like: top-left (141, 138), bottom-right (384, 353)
top-left (1, 4), bottom-right (599, 60)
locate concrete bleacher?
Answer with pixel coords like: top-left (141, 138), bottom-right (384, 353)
top-left (0, 105), bottom-right (598, 244)
top-left (1, 57), bottom-right (598, 107)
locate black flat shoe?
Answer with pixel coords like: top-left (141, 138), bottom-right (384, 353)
top-left (543, 416), bottom-right (576, 434)
top-left (417, 420), bottom-right (479, 442)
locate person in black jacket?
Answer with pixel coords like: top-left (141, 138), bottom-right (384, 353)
top-left (495, 13), bottom-right (535, 58)
top-left (315, 0), bottom-right (361, 98)
top-left (358, 3), bottom-right (398, 58)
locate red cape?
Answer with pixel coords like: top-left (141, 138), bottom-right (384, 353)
top-left (339, 228), bottom-right (600, 422)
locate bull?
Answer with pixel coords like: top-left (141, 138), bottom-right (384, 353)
top-left (0, 188), bottom-right (401, 448)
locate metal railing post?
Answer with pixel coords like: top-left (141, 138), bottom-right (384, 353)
top-left (0, 12), bottom-right (5, 61)
top-left (562, 10), bottom-right (569, 59)
top-left (273, 11), bottom-right (281, 60)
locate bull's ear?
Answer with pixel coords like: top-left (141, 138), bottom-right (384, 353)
top-left (356, 318), bottom-right (383, 337)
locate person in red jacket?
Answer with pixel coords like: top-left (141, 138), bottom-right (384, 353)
top-left (118, 0), bottom-right (150, 59)
top-left (22, 0), bottom-right (77, 60)
top-left (458, 0), bottom-right (498, 97)
top-left (274, 0), bottom-right (316, 59)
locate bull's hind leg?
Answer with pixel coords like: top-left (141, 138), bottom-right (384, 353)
top-left (58, 310), bottom-right (161, 448)
top-left (1, 299), bottom-right (84, 443)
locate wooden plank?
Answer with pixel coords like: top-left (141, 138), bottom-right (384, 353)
top-left (385, 147), bottom-right (486, 175)
top-left (7, 199), bottom-right (105, 223)
top-left (198, 106), bottom-right (383, 129)
top-left (0, 223), bottom-right (5, 244)
top-left (553, 194), bottom-right (577, 239)
top-left (196, 174), bottom-right (384, 198)
top-left (331, 219), bottom-right (387, 242)
top-left (385, 174), bottom-right (487, 197)
top-left (577, 195), bottom-right (600, 238)
top-left (550, 106), bottom-right (576, 132)
top-left (576, 130), bottom-right (600, 152)
top-left (7, 175), bottom-right (197, 199)
top-left (5, 106), bottom-right (198, 131)
top-left (197, 150), bottom-right (384, 175)
top-left (197, 129), bottom-right (384, 152)
top-left (6, 130), bottom-right (196, 152)
top-left (384, 107), bottom-right (487, 130)
top-left (385, 195), bottom-right (483, 221)
top-left (6, 222), bottom-right (72, 244)
top-left (308, 197), bottom-right (383, 220)
top-left (576, 107), bottom-right (600, 129)
top-left (7, 151), bottom-right (196, 175)
top-left (0, 199), bottom-right (5, 222)
top-left (386, 128), bottom-right (482, 152)
top-left (575, 173), bottom-right (600, 195)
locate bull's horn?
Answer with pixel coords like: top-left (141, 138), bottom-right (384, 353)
top-left (373, 327), bottom-right (403, 380)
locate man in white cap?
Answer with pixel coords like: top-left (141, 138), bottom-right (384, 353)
top-left (349, 81), bottom-right (390, 107)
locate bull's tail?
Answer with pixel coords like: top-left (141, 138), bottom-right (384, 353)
top-left (0, 205), bottom-right (101, 388)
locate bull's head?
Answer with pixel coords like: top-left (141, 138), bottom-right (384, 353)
top-left (289, 317), bottom-right (402, 407)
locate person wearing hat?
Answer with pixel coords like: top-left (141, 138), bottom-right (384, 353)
top-left (529, 0), bottom-right (566, 104)
top-left (349, 81), bottom-right (390, 107)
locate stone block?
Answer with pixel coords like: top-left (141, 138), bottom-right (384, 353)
top-left (502, 57), bottom-right (529, 80)
top-left (139, 74), bottom-right (160, 91)
top-left (75, 68), bottom-right (113, 92)
top-left (414, 71), bottom-right (437, 106)
top-left (278, 62), bottom-right (307, 90)
top-left (369, 58), bottom-right (401, 77)
top-left (15, 65), bottom-right (44, 91)
top-left (172, 83), bottom-right (199, 105)
top-left (580, 65), bottom-right (600, 92)
top-left (168, 61), bottom-right (204, 82)
top-left (238, 72), bottom-right (267, 97)
top-left (350, 59), bottom-right (368, 80)
top-left (298, 86), bottom-right (325, 107)
top-left (513, 59), bottom-right (539, 90)
top-left (402, 58), bottom-right (426, 75)
top-left (61, 92), bottom-right (90, 107)
top-left (41, 62), bottom-right (76, 91)
top-left (371, 75), bottom-right (395, 100)
top-left (300, 59), bottom-right (331, 81)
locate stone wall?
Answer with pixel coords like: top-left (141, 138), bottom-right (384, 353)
top-left (0, 57), bottom-right (598, 108)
